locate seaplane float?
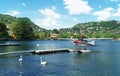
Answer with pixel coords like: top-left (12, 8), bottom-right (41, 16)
top-left (74, 45), bottom-right (91, 53)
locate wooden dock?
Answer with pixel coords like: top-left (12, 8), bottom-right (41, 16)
top-left (0, 50), bottom-right (34, 55)
top-left (0, 48), bottom-right (74, 55)
top-left (32, 48), bottom-right (71, 55)
top-left (0, 43), bottom-right (21, 46)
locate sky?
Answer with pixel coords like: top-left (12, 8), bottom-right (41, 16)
top-left (0, 0), bottom-right (120, 29)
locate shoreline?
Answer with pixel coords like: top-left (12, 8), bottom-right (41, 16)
top-left (1, 37), bottom-right (120, 41)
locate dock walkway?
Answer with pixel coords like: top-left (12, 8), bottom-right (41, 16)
top-left (0, 43), bottom-right (20, 46)
top-left (0, 48), bottom-right (74, 55)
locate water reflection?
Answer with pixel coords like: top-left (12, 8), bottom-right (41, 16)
top-left (76, 53), bottom-right (90, 58)
top-left (19, 72), bottom-right (23, 76)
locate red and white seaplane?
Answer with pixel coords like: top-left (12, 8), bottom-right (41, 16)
top-left (73, 39), bottom-right (95, 46)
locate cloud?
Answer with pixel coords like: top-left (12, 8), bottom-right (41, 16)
top-left (4, 10), bottom-right (20, 16)
top-left (93, 7), bottom-right (114, 20)
top-left (22, 3), bottom-right (26, 7)
top-left (63, 0), bottom-right (93, 15)
top-left (73, 18), bottom-right (78, 22)
top-left (113, 4), bottom-right (120, 16)
top-left (35, 7), bottom-right (61, 29)
top-left (38, 8), bottom-right (60, 19)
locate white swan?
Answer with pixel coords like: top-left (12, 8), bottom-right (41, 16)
top-left (37, 44), bottom-right (40, 46)
top-left (40, 57), bottom-right (47, 65)
top-left (19, 55), bottom-right (22, 62)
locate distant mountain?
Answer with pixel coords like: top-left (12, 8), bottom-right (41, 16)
top-left (72, 20), bottom-right (120, 38)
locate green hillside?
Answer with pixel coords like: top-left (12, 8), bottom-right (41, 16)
top-left (58, 20), bottom-right (120, 39)
top-left (0, 14), bottom-right (44, 31)
top-left (0, 14), bottom-right (45, 40)
top-left (72, 20), bottom-right (120, 38)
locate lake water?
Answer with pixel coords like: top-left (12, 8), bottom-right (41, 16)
top-left (0, 40), bottom-right (120, 76)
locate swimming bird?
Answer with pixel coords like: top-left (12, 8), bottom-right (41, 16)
top-left (37, 44), bottom-right (40, 46)
top-left (19, 55), bottom-right (22, 62)
top-left (40, 57), bottom-right (47, 65)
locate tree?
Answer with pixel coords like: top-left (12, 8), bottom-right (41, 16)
top-left (52, 29), bottom-right (59, 34)
top-left (38, 32), bottom-right (46, 39)
top-left (9, 17), bottom-right (34, 40)
top-left (0, 23), bottom-right (9, 38)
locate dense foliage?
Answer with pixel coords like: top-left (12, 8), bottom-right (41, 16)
top-left (72, 20), bottom-right (120, 38)
top-left (9, 18), bottom-right (35, 40)
top-left (58, 20), bottom-right (120, 39)
top-left (0, 23), bottom-right (9, 38)
top-left (0, 14), bottom-right (16, 25)
top-left (0, 14), bottom-right (45, 40)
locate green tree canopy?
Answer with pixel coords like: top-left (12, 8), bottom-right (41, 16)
top-left (9, 17), bottom-right (34, 40)
top-left (52, 29), bottom-right (59, 34)
top-left (0, 23), bottom-right (9, 38)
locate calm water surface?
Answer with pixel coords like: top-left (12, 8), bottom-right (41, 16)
top-left (0, 40), bottom-right (120, 76)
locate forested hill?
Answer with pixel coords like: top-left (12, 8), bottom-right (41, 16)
top-left (0, 14), bottom-right (17, 25)
top-left (0, 14), bottom-right (45, 40)
top-left (72, 20), bottom-right (120, 38)
top-left (0, 14), bottom-right (44, 31)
